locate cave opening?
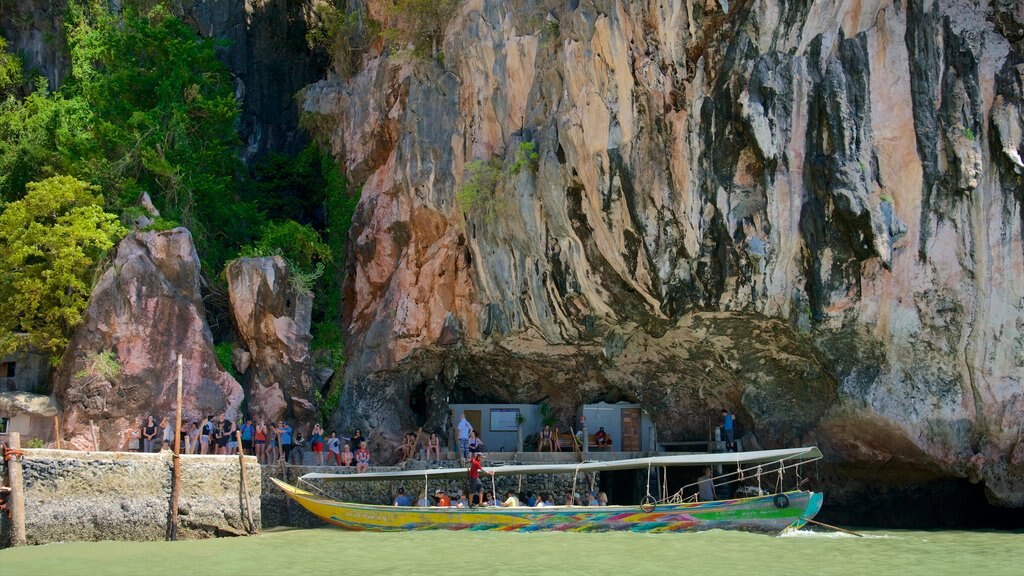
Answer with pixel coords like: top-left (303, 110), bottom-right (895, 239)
top-left (409, 379), bottom-right (429, 427)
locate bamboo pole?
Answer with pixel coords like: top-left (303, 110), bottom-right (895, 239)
top-left (804, 518), bottom-right (864, 537)
top-left (53, 415), bottom-right (60, 450)
top-left (89, 419), bottom-right (98, 451)
top-left (167, 354), bottom-right (183, 541)
top-left (236, 430), bottom-right (256, 533)
top-left (280, 430), bottom-right (291, 523)
top-left (6, 432), bottom-right (26, 546)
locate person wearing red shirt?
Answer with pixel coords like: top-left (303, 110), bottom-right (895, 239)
top-left (467, 453), bottom-right (494, 507)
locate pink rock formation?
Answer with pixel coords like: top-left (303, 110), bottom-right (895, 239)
top-left (226, 257), bottom-right (317, 423)
top-left (54, 229), bottom-right (243, 450)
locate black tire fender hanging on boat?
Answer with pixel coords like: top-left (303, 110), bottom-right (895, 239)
top-left (773, 494), bottom-right (790, 509)
top-left (640, 495), bottom-right (657, 512)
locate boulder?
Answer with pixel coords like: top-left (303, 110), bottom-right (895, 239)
top-left (53, 229), bottom-right (244, 451)
top-left (225, 257), bottom-right (316, 423)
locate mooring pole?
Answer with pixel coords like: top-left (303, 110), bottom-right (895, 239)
top-left (168, 353), bottom-right (183, 541)
top-left (236, 430), bottom-right (256, 533)
top-left (53, 416), bottom-right (60, 450)
top-left (6, 432), bottom-right (26, 546)
top-left (89, 419), bottom-right (98, 451)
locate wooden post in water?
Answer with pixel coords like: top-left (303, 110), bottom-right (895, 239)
top-left (236, 430), bottom-right (256, 533)
top-left (167, 354), bottom-right (183, 541)
top-left (6, 432), bottom-right (26, 546)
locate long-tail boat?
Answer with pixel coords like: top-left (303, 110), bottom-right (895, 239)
top-left (271, 447), bottom-right (823, 535)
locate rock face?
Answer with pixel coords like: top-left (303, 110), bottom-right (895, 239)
top-left (304, 0), bottom-right (1024, 513)
top-left (226, 257), bottom-right (317, 423)
top-left (54, 230), bottom-right (244, 450)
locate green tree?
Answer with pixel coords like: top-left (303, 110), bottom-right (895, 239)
top-left (64, 2), bottom-right (250, 269)
top-left (0, 37), bottom-right (23, 98)
top-left (0, 79), bottom-right (96, 205)
top-left (0, 175), bottom-right (125, 359)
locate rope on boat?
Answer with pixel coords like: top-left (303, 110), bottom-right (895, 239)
top-left (297, 476), bottom-right (334, 499)
top-left (658, 453), bottom-right (823, 504)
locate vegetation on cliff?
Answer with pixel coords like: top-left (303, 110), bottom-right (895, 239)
top-left (0, 2), bottom-right (358, 382)
top-left (0, 176), bottom-right (125, 359)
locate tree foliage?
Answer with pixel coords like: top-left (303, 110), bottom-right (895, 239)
top-left (65, 1), bottom-right (250, 269)
top-left (0, 37), bottom-right (23, 98)
top-left (384, 0), bottom-right (461, 59)
top-left (0, 1), bottom-right (254, 271)
top-left (0, 175), bottom-right (125, 359)
top-left (307, 0), bottom-right (379, 78)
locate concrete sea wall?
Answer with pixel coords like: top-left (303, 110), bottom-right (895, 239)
top-left (0, 450), bottom-right (261, 546)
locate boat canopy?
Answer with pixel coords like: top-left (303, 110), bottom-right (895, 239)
top-left (299, 446), bottom-right (822, 482)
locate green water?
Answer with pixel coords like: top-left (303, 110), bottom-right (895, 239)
top-left (0, 528), bottom-right (1021, 576)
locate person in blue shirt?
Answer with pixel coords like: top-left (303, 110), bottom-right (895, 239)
top-left (239, 418), bottom-right (255, 456)
top-left (721, 409), bottom-right (735, 452)
top-left (393, 487), bottom-right (412, 506)
top-left (280, 421), bottom-right (293, 462)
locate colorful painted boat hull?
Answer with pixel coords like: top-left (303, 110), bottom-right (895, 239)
top-left (271, 478), bottom-right (822, 535)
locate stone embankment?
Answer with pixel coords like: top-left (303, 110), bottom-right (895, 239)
top-left (0, 450), bottom-right (260, 546)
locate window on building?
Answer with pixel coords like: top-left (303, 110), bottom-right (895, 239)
top-left (0, 362), bottom-right (14, 391)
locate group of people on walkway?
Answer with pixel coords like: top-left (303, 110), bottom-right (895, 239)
top-left (128, 415), bottom-right (373, 468)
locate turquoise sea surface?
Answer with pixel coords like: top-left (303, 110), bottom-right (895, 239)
top-left (0, 527), bottom-right (1021, 576)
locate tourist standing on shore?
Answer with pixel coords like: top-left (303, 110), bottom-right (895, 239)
top-left (255, 421), bottom-right (268, 464)
top-left (129, 420), bottom-right (141, 452)
top-left (280, 421), bottom-right (293, 463)
top-left (457, 413), bottom-right (472, 460)
top-left (187, 421), bottom-right (199, 454)
top-left (141, 416), bottom-right (155, 452)
top-left (221, 415), bottom-right (236, 455)
top-left (310, 424), bottom-right (324, 465)
top-left (240, 418), bottom-right (255, 456)
top-left (290, 429), bottom-right (305, 464)
top-left (327, 431), bottom-right (342, 465)
top-left (355, 441), bottom-right (370, 472)
top-left (158, 417), bottom-right (172, 451)
top-left (721, 409), bottom-right (735, 452)
top-left (267, 422), bottom-right (279, 463)
top-left (350, 429), bottom-right (365, 451)
top-left (200, 416), bottom-right (213, 454)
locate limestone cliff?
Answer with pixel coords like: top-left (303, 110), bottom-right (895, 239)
top-left (304, 0), bottom-right (1024, 512)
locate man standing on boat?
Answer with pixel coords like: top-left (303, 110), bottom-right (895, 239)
top-left (468, 453), bottom-right (493, 507)
top-left (457, 413), bottom-right (472, 460)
